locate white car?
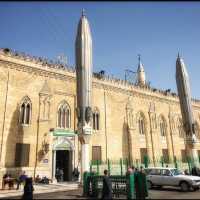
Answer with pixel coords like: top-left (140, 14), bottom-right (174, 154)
top-left (145, 167), bottom-right (200, 192)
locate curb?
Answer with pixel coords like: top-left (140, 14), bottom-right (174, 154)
top-left (0, 185), bottom-right (80, 198)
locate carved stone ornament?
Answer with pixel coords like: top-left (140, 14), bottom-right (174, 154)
top-left (85, 106), bottom-right (92, 123)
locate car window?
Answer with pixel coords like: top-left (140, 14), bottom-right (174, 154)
top-left (171, 169), bottom-right (184, 176)
top-left (144, 169), bottom-right (151, 175)
top-left (149, 169), bottom-right (161, 175)
top-left (162, 169), bottom-right (171, 176)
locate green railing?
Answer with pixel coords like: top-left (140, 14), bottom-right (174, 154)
top-left (84, 155), bottom-right (198, 199)
top-left (90, 155), bottom-right (198, 176)
top-left (83, 173), bottom-right (132, 199)
top-left (83, 171), bottom-right (148, 199)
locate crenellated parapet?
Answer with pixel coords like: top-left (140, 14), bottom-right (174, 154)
top-left (0, 47), bottom-right (200, 108)
top-left (92, 72), bottom-right (200, 108)
top-left (0, 48), bottom-right (75, 74)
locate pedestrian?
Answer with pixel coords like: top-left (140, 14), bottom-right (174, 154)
top-left (73, 167), bottom-right (80, 181)
top-left (184, 169), bottom-right (190, 175)
top-left (135, 166), bottom-right (148, 199)
top-left (102, 169), bottom-right (112, 199)
top-left (35, 175), bottom-right (41, 183)
top-left (126, 166), bottom-right (133, 176)
top-left (191, 166), bottom-right (198, 176)
top-left (59, 168), bottom-right (64, 182)
top-left (22, 177), bottom-right (34, 200)
top-left (16, 171), bottom-right (27, 190)
top-left (131, 166), bottom-right (135, 174)
top-left (55, 168), bottom-right (60, 182)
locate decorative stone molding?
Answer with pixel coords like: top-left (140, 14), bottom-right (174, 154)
top-left (0, 60), bottom-right (76, 84)
top-left (54, 90), bottom-right (76, 98)
top-left (0, 48), bottom-right (200, 110)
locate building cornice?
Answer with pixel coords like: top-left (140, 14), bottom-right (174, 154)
top-left (0, 48), bottom-right (200, 109)
top-left (0, 59), bottom-right (76, 83)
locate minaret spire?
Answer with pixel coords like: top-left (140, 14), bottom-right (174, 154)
top-left (177, 52), bottom-right (180, 59)
top-left (138, 54), bottom-right (141, 63)
top-left (176, 55), bottom-right (199, 165)
top-left (137, 54), bottom-right (146, 86)
top-left (82, 8), bottom-right (85, 17)
top-left (75, 10), bottom-right (93, 178)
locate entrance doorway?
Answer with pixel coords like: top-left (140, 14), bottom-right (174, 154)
top-left (56, 150), bottom-right (72, 181)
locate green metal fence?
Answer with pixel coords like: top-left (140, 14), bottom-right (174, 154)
top-left (83, 171), bottom-right (148, 199)
top-left (89, 155), bottom-right (198, 176)
top-left (84, 155), bottom-right (198, 199)
top-left (83, 172), bottom-right (132, 199)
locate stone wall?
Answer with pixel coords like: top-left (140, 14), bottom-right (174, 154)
top-left (0, 49), bottom-right (200, 183)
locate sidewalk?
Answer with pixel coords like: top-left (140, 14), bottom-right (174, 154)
top-left (0, 182), bottom-right (80, 199)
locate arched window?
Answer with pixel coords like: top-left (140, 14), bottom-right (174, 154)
top-left (93, 108), bottom-right (100, 130)
top-left (57, 102), bottom-right (71, 129)
top-left (160, 116), bottom-right (166, 137)
top-left (138, 112), bottom-right (145, 135)
top-left (20, 96), bottom-right (32, 125)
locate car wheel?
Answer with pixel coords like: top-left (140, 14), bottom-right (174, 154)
top-left (180, 182), bottom-right (189, 192)
top-left (147, 181), bottom-right (153, 189)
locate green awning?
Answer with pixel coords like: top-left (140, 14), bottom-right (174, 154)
top-left (52, 129), bottom-right (76, 136)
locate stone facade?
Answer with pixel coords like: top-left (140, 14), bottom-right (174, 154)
top-left (0, 49), bottom-right (200, 182)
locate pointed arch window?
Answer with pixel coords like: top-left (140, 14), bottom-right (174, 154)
top-left (20, 96), bottom-right (32, 125)
top-left (93, 108), bottom-right (100, 131)
top-left (57, 102), bottom-right (71, 129)
top-left (138, 113), bottom-right (145, 135)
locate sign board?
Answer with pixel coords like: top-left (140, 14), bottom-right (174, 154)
top-left (51, 129), bottom-right (76, 137)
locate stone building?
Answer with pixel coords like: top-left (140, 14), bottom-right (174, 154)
top-left (0, 17), bottom-right (200, 183)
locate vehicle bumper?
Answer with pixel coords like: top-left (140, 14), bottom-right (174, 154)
top-left (191, 182), bottom-right (200, 189)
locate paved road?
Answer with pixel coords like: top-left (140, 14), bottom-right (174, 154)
top-left (149, 187), bottom-right (200, 199)
top-left (5, 187), bottom-right (200, 199)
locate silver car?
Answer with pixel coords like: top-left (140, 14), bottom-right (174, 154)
top-left (145, 167), bottom-right (200, 192)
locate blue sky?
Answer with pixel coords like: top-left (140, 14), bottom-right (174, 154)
top-left (0, 2), bottom-right (200, 98)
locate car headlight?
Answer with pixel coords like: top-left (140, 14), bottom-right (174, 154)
top-left (192, 180), bottom-right (198, 185)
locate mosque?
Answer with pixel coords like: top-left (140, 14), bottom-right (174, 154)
top-left (0, 12), bottom-right (200, 182)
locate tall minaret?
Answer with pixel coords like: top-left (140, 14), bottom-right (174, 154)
top-left (137, 55), bottom-right (146, 86)
top-left (176, 54), bottom-right (199, 165)
top-left (75, 10), bottom-right (93, 177)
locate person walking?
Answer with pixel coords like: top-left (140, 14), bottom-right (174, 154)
top-left (102, 169), bottom-right (112, 199)
top-left (16, 171), bottom-right (27, 190)
top-left (22, 177), bottom-right (34, 200)
top-left (135, 166), bottom-right (148, 199)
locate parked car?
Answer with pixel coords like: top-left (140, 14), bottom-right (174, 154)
top-left (145, 167), bottom-right (200, 192)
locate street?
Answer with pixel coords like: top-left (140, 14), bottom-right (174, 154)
top-left (5, 187), bottom-right (200, 199)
